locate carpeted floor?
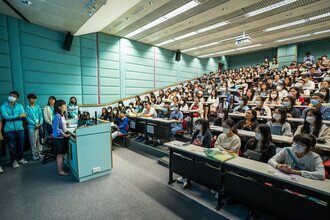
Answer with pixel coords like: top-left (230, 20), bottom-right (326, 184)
top-left (0, 145), bottom-right (231, 220)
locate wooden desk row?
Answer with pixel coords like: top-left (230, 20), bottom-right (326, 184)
top-left (228, 112), bottom-right (330, 125)
top-left (210, 125), bottom-right (330, 151)
top-left (165, 141), bottom-right (330, 219)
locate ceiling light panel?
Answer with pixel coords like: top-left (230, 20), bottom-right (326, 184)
top-left (246, 0), bottom-right (296, 17)
top-left (276, 34), bottom-right (312, 42)
top-left (124, 0), bottom-right (199, 38)
top-left (264, 19), bottom-right (306, 32)
top-left (314, 29), bottom-right (330, 34)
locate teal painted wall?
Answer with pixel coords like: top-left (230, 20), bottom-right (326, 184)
top-left (277, 44), bottom-right (297, 67)
top-left (297, 38), bottom-right (330, 62)
top-left (0, 14), bottom-right (215, 105)
top-left (228, 48), bottom-right (277, 69)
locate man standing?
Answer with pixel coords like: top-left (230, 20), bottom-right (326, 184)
top-left (0, 91), bottom-right (28, 168)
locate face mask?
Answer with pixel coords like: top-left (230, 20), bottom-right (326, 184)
top-left (218, 113), bottom-right (225, 118)
top-left (296, 82), bottom-right (303, 87)
top-left (320, 92), bottom-right (327, 97)
top-left (273, 114), bottom-right (281, 121)
top-left (255, 132), bottom-right (262, 141)
top-left (238, 100), bottom-right (244, 105)
top-left (253, 87), bottom-right (258, 91)
top-left (276, 86), bottom-right (282, 91)
top-left (324, 77), bottom-right (330, 81)
top-left (70, 101), bottom-right (76, 105)
top-left (129, 105), bottom-right (133, 108)
top-left (8, 96), bottom-right (16, 102)
top-left (223, 128), bottom-right (230, 134)
top-left (283, 101), bottom-right (291, 107)
top-left (306, 116), bottom-right (316, 124)
top-left (107, 109), bottom-right (111, 113)
top-left (118, 104), bottom-right (122, 107)
top-left (255, 101), bottom-right (261, 105)
top-left (144, 98), bottom-right (148, 101)
top-left (310, 99), bottom-right (320, 106)
top-left (196, 124), bottom-right (202, 130)
top-left (157, 99), bottom-right (161, 103)
top-left (173, 107), bottom-right (178, 111)
top-left (113, 111), bottom-right (117, 114)
top-left (271, 94), bottom-right (277, 99)
top-left (292, 143), bottom-right (305, 154)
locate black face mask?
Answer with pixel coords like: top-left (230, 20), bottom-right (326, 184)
top-left (70, 101), bottom-right (76, 105)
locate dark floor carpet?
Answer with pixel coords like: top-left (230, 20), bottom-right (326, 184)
top-left (0, 146), bottom-right (229, 220)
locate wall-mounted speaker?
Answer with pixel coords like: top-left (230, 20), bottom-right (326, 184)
top-left (63, 33), bottom-right (74, 51)
top-left (175, 50), bottom-right (181, 62)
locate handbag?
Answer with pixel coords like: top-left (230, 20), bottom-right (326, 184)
top-left (38, 126), bottom-right (45, 145)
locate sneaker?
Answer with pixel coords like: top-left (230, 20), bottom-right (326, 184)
top-left (211, 190), bottom-right (217, 194)
top-left (0, 166), bottom-right (3, 173)
top-left (135, 136), bottom-right (142, 141)
top-left (38, 153), bottom-right (45, 159)
top-left (176, 177), bottom-right (184, 183)
top-left (215, 193), bottom-right (219, 199)
top-left (12, 160), bottom-right (19, 168)
top-left (183, 179), bottom-right (191, 189)
top-left (18, 158), bottom-right (28, 165)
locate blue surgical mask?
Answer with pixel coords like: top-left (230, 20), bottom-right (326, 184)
top-left (324, 77), bottom-right (330, 81)
top-left (223, 128), bottom-right (230, 134)
top-left (255, 133), bottom-right (262, 141)
top-left (311, 99), bottom-right (320, 106)
top-left (238, 100), bottom-right (244, 105)
top-left (283, 101), bottom-right (291, 107)
top-left (292, 143), bottom-right (305, 154)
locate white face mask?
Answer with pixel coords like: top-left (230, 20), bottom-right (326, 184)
top-left (118, 104), bottom-right (122, 107)
top-left (238, 100), bottom-right (244, 105)
top-left (296, 82), bottom-right (303, 87)
top-left (129, 105), bottom-right (133, 108)
top-left (8, 96), bottom-right (16, 102)
top-left (218, 113), bottom-right (225, 118)
top-left (319, 92), bottom-right (327, 97)
top-left (196, 124), bottom-right (202, 130)
top-left (276, 85), bottom-right (282, 91)
top-left (273, 114), bottom-right (281, 121)
top-left (271, 94), bottom-right (277, 99)
top-left (113, 111), bottom-right (117, 114)
top-left (223, 127), bottom-right (230, 134)
top-left (306, 116), bottom-right (316, 124)
top-left (292, 143), bottom-right (305, 154)
top-left (255, 132), bottom-right (262, 141)
top-left (255, 101), bottom-right (261, 105)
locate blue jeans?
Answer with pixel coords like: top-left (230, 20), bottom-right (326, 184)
top-left (5, 130), bottom-right (25, 162)
top-left (171, 124), bottom-right (183, 136)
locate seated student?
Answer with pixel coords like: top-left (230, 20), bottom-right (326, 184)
top-left (100, 107), bottom-right (108, 120)
top-left (265, 90), bottom-right (282, 106)
top-left (118, 101), bottom-right (125, 112)
top-left (302, 74), bottom-right (315, 90)
top-left (214, 108), bottom-right (229, 126)
top-left (52, 100), bottom-right (71, 176)
top-left (288, 87), bottom-right (305, 105)
top-left (282, 96), bottom-right (301, 118)
top-left (140, 102), bottom-right (157, 118)
top-left (253, 96), bottom-right (271, 117)
top-left (1, 91), bottom-right (28, 168)
top-left (191, 119), bottom-right (212, 148)
top-left (170, 96), bottom-right (179, 109)
top-left (318, 88), bottom-right (329, 103)
top-left (111, 111), bottom-right (129, 140)
top-left (214, 118), bottom-right (241, 154)
top-left (107, 106), bottom-right (112, 117)
top-left (268, 134), bottom-right (325, 180)
top-left (206, 89), bottom-right (219, 117)
top-left (236, 109), bottom-right (259, 132)
top-left (155, 96), bottom-right (165, 108)
top-left (67, 96), bottom-right (79, 118)
top-left (266, 108), bottom-right (292, 136)
top-left (169, 104), bottom-right (183, 139)
top-left (189, 97), bottom-right (204, 122)
top-left (134, 95), bottom-right (141, 107)
top-left (259, 83), bottom-right (269, 98)
top-left (295, 109), bottom-right (330, 143)
top-left (25, 94), bottom-right (44, 161)
top-left (179, 100), bottom-right (189, 112)
top-left (244, 124), bottom-right (276, 162)
top-left (43, 96), bottom-right (56, 135)
top-left (302, 93), bottom-right (330, 120)
top-left (276, 82), bottom-right (289, 99)
top-left (245, 88), bottom-right (256, 102)
top-left (233, 96), bottom-right (249, 113)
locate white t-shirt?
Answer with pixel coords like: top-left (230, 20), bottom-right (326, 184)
top-left (142, 107), bottom-right (157, 118)
top-left (61, 116), bottom-right (68, 133)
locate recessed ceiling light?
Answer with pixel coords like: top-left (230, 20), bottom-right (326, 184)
top-left (126, 17), bottom-right (130, 20)
top-left (264, 19), bottom-right (306, 32)
top-left (149, 1), bottom-right (154, 6)
top-left (21, 0), bottom-right (33, 6)
top-left (109, 28), bottom-right (113, 32)
top-left (314, 29), bottom-right (330, 35)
